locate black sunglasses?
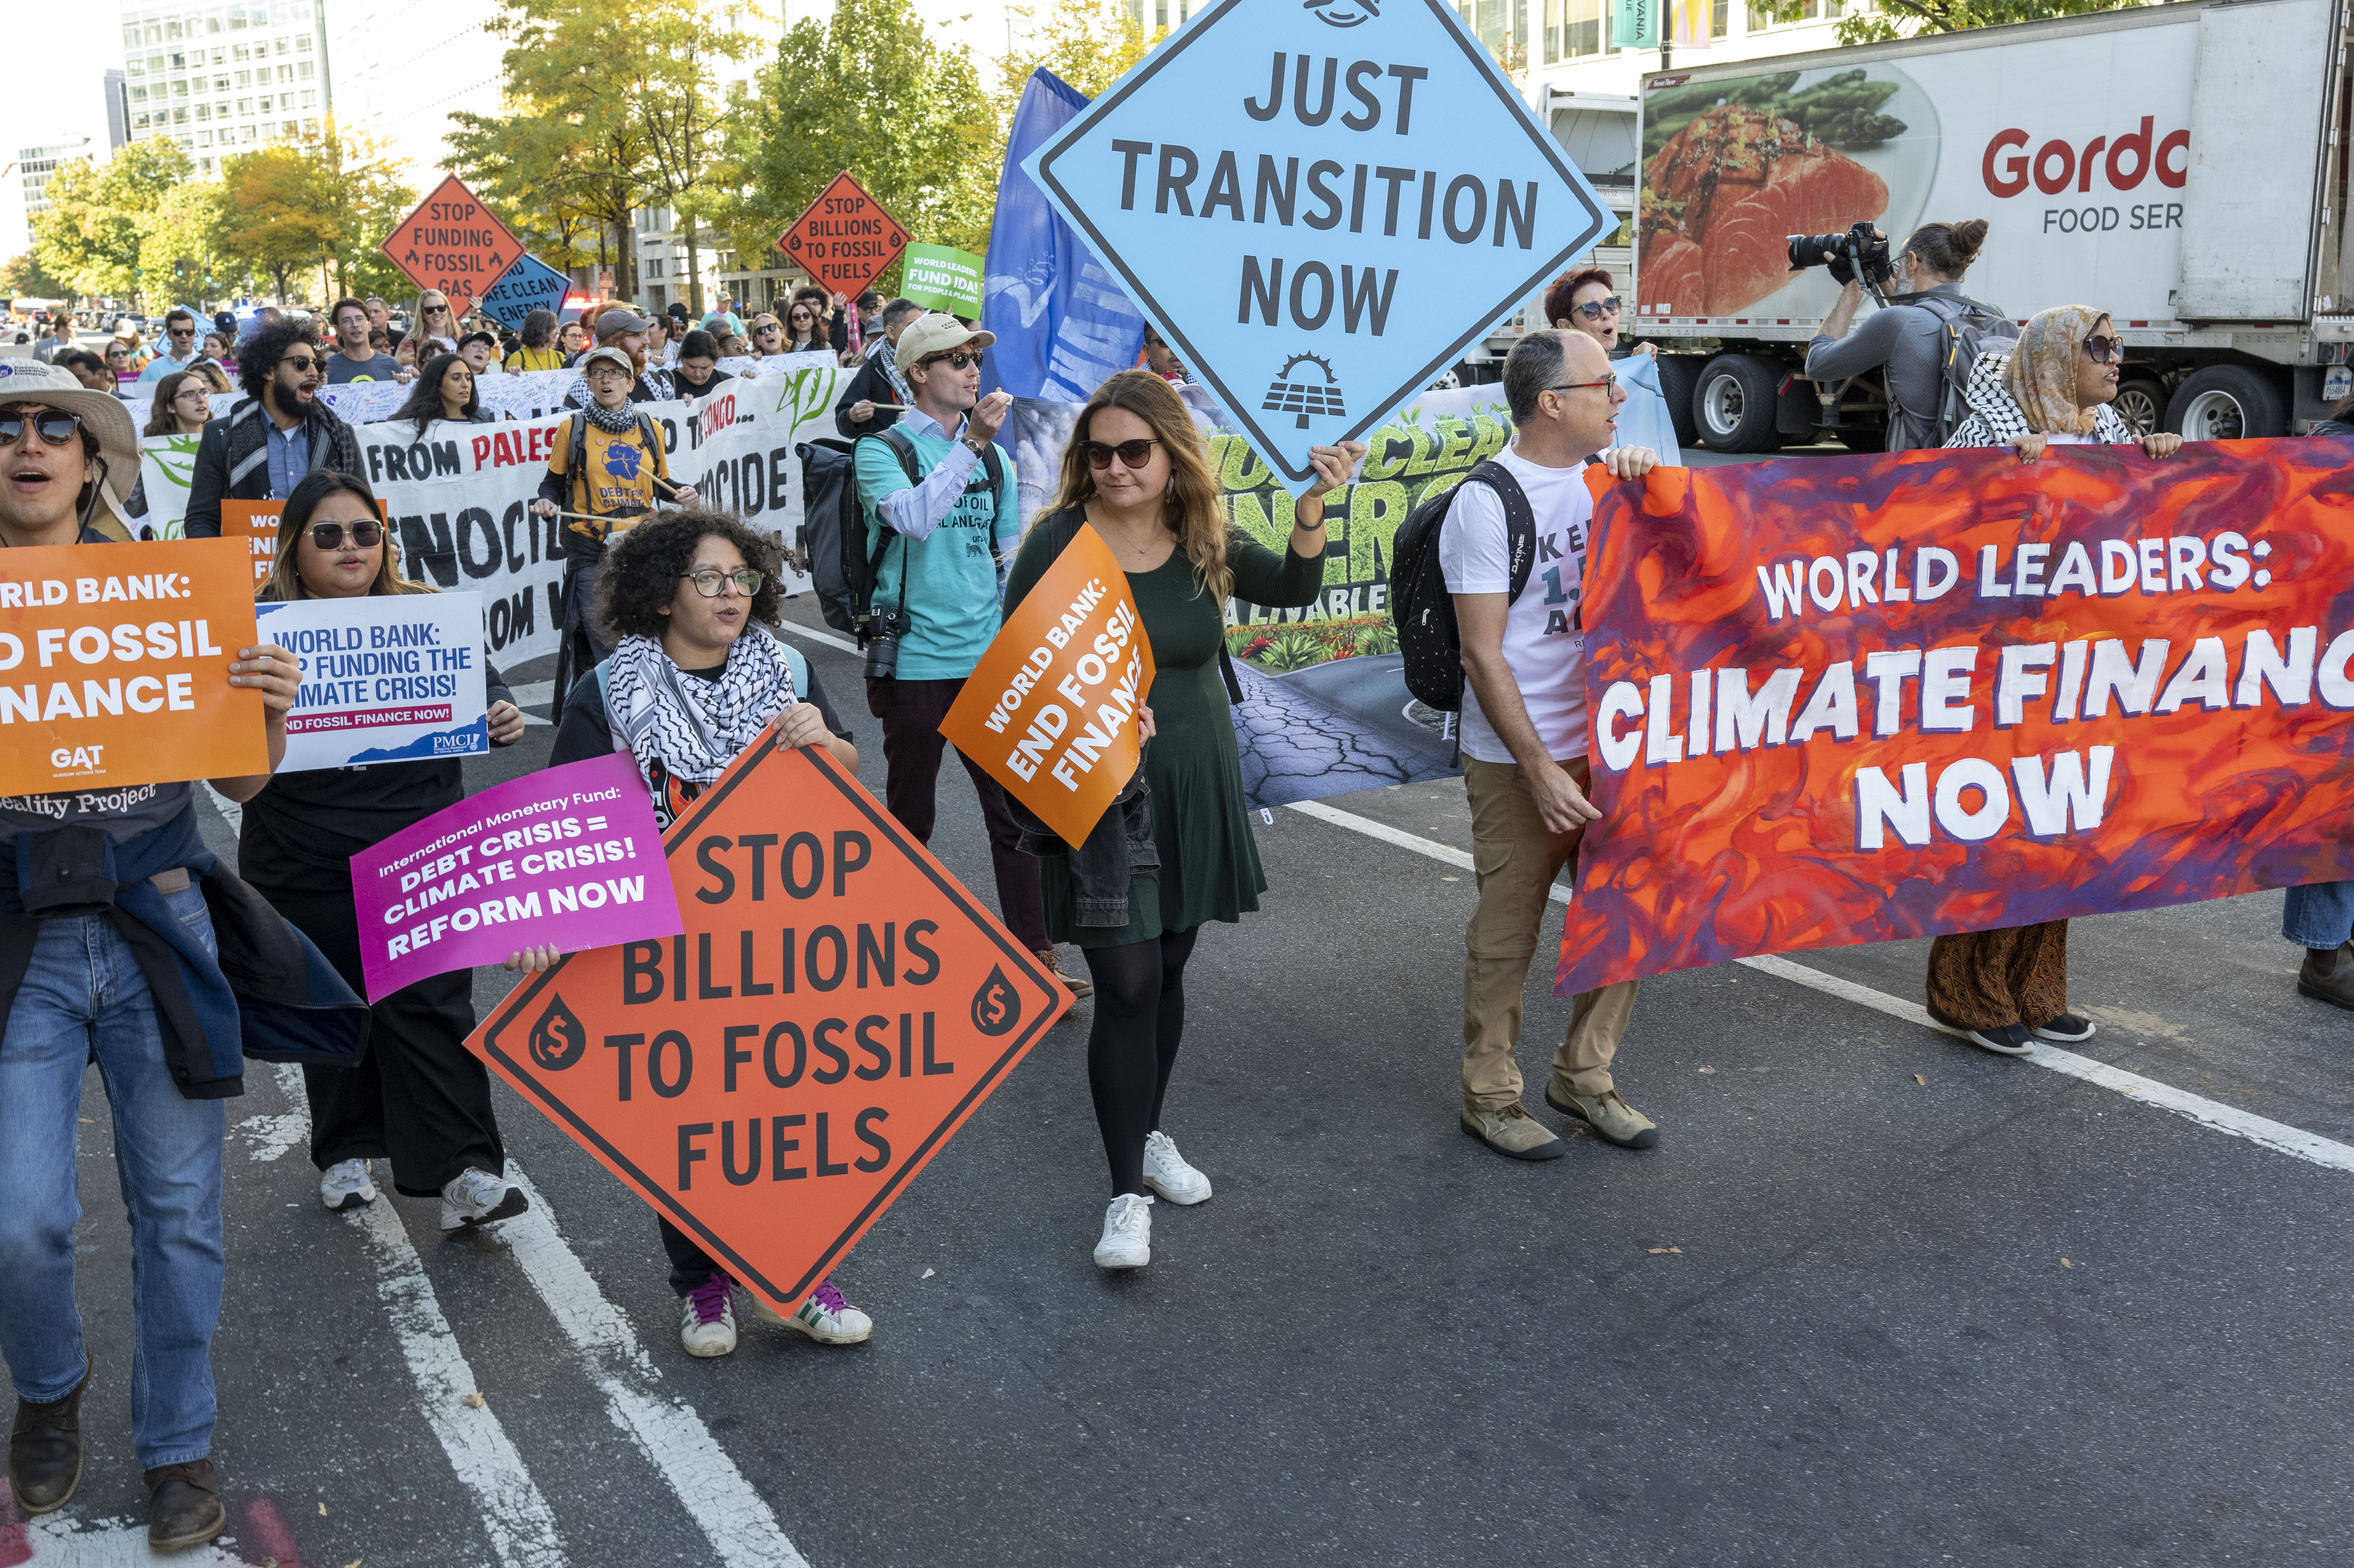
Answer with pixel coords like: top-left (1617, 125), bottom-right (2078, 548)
top-left (1084, 437), bottom-right (1161, 470)
top-left (310, 521), bottom-right (384, 550)
top-left (1574, 296), bottom-right (1623, 320)
top-left (0, 410), bottom-right (83, 448)
top-left (2083, 334), bottom-right (2120, 364)
top-left (927, 351), bottom-right (985, 371)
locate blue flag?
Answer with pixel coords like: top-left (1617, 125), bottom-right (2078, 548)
top-left (981, 69), bottom-right (1149, 402)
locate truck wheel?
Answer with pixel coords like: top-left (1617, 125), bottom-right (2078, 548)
top-left (2113, 377), bottom-right (2168, 436)
top-left (1694, 354), bottom-right (1783, 453)
top-left (2166, 366), bottom-right (2285, 441)
top-left (1653, 355), bottom-right (1701, 449)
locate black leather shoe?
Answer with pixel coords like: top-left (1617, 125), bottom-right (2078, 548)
top-left (145, 1458), bottom-right (228, 1552)
top-left (2298, 944), bottom-right (2354, 1011)
top-left (7, 1359), bottom-right (89, 1515)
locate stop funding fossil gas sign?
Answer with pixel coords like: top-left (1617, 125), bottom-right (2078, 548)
top-left (466, 739), bottom-right (1070, 1314)
top-left (1026, 0), bottom-right (1611, 486)
top-left (379, 175), bottom-right (528, 317)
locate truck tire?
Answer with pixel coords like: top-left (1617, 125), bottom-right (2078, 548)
top-left (1653, 354), bottom-right (1702, 449)
top-left (2113, 376), bottom-right (2168, 437)
top-left (1694, 354), bottom-right (1783, 453)
top-left (2166, 366), bottom-right (2285, 441)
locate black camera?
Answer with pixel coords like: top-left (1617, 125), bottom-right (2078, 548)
top-left (1787, 221), bottom-right (1893, 288)
top-left (860, 607), bottom-right (907, 681)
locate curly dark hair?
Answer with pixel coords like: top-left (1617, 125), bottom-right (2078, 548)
top-left (237, 317), bottom-right (317, 406)
top-left (595, 509), bottom-right (785, 643)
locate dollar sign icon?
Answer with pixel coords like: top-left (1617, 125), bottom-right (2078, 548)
top-left (529, 994), bottom-right (587, 1071)
top-left (970, 965), bottom-right (1021, 1038)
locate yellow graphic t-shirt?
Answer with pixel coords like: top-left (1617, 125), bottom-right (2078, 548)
top-left (548, 414), bottom-right (671, 542)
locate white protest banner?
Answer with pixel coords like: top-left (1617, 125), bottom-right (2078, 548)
top-left (136, 432), bottom-right (205, 538)
top-left (255, 591), bottom-right (490, 773)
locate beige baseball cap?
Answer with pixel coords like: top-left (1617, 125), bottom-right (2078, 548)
top-left (894, 312), bottom-right (995, 367)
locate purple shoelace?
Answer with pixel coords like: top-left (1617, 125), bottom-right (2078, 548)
top-left (809, 1279), bottom-right (849, 1315)
top-left (686, 1272), bottom-right (732, 1325)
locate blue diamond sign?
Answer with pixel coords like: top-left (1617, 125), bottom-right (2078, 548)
top-left (475, 251), bottom-right (573, 334)
top-left (1025, 0), bottom-right (1611, 487)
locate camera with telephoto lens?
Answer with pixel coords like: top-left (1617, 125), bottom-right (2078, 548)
top-left (860, 607), bottom-right (907, 681)
top-left (1786, 221), bottom-right (1893, 288)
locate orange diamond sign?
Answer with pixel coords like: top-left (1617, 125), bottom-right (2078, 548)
top-left (379, 175), bottom-right (528, 317)
top-left (466, 739), bottom-right (1070, 1313)
top-left (775, 171), bottom-right (910, 302)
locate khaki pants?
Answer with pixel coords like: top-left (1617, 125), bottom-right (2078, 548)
top-left (1461, 756), bottom-right (1639, 1113)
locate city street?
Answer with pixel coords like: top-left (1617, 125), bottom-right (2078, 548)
top-left (16, 585), bottom-right (2353, 1567)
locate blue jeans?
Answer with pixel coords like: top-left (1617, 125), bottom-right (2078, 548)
top-left (0, 887), bottom-right (225, 1469)
top-left (2283, 882), bottom-right (2354, 949)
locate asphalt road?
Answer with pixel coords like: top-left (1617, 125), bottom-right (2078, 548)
top-left (12, 444), bottom-right (2354, 1566)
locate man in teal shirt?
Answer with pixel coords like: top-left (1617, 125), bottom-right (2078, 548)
top-left (853, 312), bottom-right (1083, 998)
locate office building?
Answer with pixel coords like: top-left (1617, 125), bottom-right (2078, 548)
top-left (320, 0), bottom-right (506, 190)
top-left (104, 69), bottom-right (131, 150)
top-left (120, 0), bottom-right (333, 177)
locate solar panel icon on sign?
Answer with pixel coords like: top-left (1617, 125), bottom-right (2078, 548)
top-left (1263, 354), bottom-right (1346, 429)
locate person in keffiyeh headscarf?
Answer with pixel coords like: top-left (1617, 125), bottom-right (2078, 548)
top-left (1929, 304), bottom-right (2182, 1056)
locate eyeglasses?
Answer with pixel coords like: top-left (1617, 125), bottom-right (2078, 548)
top-left (1573, 296), bottom-right (1623, 320)
top-left (680, 567), bottom-right (763, 597)
top-left (1546, 374), bottom-right (1618, 394)
top-left (309, 521), bottom-right (384, 550)
top-left (927, 351), bottom-right (984, 371)
top-left (1084, 437), bottom-right (1162, 470)
top-left (2082, 334), bottom-right (2119, 364)
top-left (0, 410), bottom-right (82, 449)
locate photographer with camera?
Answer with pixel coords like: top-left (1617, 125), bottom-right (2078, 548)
top-left (853, 313), bottom-right (1085, 1000)
top-left (1800, 219), bottom-right (1996, 450)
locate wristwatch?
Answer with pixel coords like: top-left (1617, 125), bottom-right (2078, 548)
top-left (959, 434), bottom-right (986, 457)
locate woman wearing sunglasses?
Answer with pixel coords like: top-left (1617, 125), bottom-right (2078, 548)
top-left (780, 304), bottom-right (829, 356)
top-left (1927, 305), bottom-right (2180, 1059)
top-left (1545, 268), bottom-right (1655, 361)
top-left (1003, 369), bottom-right (1364, 1270)
top-left (240, 470), bottom-right (531, 1227)
top-left (410, 292), bottom-right (459, 358)
top-left (522, 508), bottom-right (874, 1358)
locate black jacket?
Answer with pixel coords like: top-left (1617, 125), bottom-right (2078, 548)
top-left (184, 395), bottom-right (372, 538)
top-left (834, 354), bottom-right (903, 438)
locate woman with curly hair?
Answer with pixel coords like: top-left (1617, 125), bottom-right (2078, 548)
top-left (1003, 369), bottom-right (1362, 1271)
top-left (524, 508), bottom-right (874, 1357)
top-left (1929, 304), bottom-right (2180, 1056)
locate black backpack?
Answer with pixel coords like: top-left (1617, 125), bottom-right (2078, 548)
top-left (1388, 460), bottom-right (1535, 711)
top-left (796, 427), bottom-right (1005, 639)
top-left (1884, 292), bottom-right (2020, 451)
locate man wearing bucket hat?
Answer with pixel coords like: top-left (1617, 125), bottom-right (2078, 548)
top-left (0, 361), bottom-right (141, 538)
top-left (534, 345), bottom-right (698, 670)
top-left (562, 307), bottom-right (673, 408)
top-left (0, 358), bottom-right (326, 1551)
top-left (852, 312), bottom-right (1085, 999)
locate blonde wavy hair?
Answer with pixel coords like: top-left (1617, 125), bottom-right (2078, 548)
top-left (1041, 370), bottom-right (1232, 603)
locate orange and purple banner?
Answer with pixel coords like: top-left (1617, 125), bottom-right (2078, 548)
top-left (1556, 437), bottom-right (2354, 996)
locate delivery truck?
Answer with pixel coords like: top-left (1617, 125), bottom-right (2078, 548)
top-left (1606, 0), bottom-right (2351, 450)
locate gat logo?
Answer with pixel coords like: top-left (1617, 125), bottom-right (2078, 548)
top-left (50, 745), bottom-right (102, 770)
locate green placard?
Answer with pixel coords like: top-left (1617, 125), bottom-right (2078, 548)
top-left (900, 243), bottom-right (986, 316)
top-left (1614, 0), bottom-right (1660, 49)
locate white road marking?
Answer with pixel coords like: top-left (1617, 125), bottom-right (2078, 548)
top-left (263, 1067), bottom-right (569, 1568)
top-left (775, 620), bottom-right (860, 655)
top-left (1, 1514), bottom-right (251, 1565)
top-left (495, 1169), bottom-right (812, 1568)
top-left (506, 681), bottom-right (555, 726)
top-left (1287, 800), bottom-right (2354, 1176)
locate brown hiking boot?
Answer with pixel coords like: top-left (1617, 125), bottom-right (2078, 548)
top-left (145, 1458), bottom-right (227, 1552)
top-left (1459, 1102), bottom-right (1565, 1161)
top-left (2298, 943), bottom-right (2354, 1011)
top-left (1037, 947), bottom-right (1093, 1001)
top-left (8, 1358), bottom-right (89, 1514)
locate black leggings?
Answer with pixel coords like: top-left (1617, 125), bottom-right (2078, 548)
top-left (1082, 926), bottom-right (1201, 1197)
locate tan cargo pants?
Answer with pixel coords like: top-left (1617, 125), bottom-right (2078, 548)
top-left (1461, 756), bottom-right (1640, 1114)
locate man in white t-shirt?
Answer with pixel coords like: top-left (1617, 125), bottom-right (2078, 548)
top-left (1443, 328), bottom-right (1658, 1161)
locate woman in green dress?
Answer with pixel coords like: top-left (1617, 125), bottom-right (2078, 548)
top-left (1003, 369), bottom-right (1363, 1271)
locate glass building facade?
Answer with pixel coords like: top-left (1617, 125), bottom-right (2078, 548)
top-left (119, 0), bottom-right (331, 176)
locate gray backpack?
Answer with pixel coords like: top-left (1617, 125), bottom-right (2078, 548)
top-left (1887, 293), bottom-right (2020, 451)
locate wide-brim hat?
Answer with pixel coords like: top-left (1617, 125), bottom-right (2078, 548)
top-left (894, 312), bottom-right (995, 367)
top-left (0, 361), bottom-right (141, 526)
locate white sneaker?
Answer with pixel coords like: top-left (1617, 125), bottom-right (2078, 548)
top-left (439, 1167), bottom-right (529, 1232)
top-left (747, 1279), bottom-right (874, 1344)
top-left (320, 1159), bottom-right (377, 1211)
top-left (680, 1276), bottom-right (737, 1358)
top-left (1142, 1130), bottom-right (1212, 1205)
top-left (1093, 1193), bottom-right (1153, 1269)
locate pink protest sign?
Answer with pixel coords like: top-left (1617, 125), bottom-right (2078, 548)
top-left (351, 752), bottom-right (684, 1002)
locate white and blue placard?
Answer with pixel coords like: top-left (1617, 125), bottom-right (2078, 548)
top-left (1024, 0), bottom-right (1611, 487)
top-left (256, 592), bottom-right (489, 773)
top-left (476, 252), bottom-right (572, 333)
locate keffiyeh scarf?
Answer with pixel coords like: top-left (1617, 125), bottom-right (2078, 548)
top-left (604, 625), bottom-right (798, 793)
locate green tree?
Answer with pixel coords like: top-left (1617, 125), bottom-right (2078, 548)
top-left (0, 251), bottom-right (68, 300)
top-left (310, 121), bottom-right (419, 299)
top-left (997, 0), bottom-right (1159, 104)
top-left (1759, 0), bottom-right (2151, 45)
top-left (448, 107), bottom-right (602, 279)
top-left (716, 0), bottom-right (1001, 285)
top-left (32, 138), bottom-right (191, 306)
top-left (137, 179), bottom-right (232, 306)
top-left (619, 0), bottom-right (756, 317)
top-left (215, 144), bottom-right (337, 302)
